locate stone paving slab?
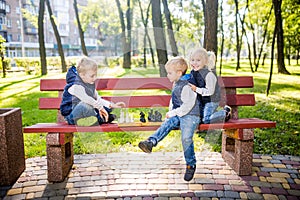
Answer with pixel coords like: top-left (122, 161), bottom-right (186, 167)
top-left (0, 152), bottom-right (299, 200)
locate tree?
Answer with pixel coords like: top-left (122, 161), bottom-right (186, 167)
top-left (152, 0), bottom-right (168, 77)
top-left (162, 0), bottom-right (178, 56)
top-left (203, 0), bottom-right (218, 54)
top-left (45, 0), bottom-right (67, 73)
top-left (272, 0), bottom-right (290, 74)
top-left (74, 0), bottom-right (88, 56)
top-left (0, 35), bottom-right (6, 78)
top-left (115, 0), bottom-right (132, 69)
top-left (137, 0), bottom-right (155, 67)
top-left (38, 0), bottom-right (47, 75)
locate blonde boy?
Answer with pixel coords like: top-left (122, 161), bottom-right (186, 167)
top-left (60, 57), bottom-right (125, 126)
top-left (138, 57), bottom-right (200, 181)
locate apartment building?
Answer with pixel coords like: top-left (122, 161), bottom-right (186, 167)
top-left (4, 0), bottom-right (102, 58)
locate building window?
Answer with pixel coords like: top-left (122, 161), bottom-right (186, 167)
top-left (16, 7), bottom-right (20, 14)
top-left (17, 20), bottom-right (20, 29)
top-left (7, 34), bottom-right (12, 42)
top-left (7, 19), bottom-right (11, 28)
top-left (6, 4), bottom-right (10, 13)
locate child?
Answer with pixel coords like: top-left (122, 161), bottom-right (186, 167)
top-left (188, 48), bottom-right (231, 124)
top-left (138, 57), bottom-right (200, 181)
top-left (60, 56), bottom-right (125, 126)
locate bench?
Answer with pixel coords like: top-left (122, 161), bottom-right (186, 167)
top-left (23, 76), bottom-right (276, 182)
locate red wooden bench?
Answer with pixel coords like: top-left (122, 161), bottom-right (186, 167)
top-left (23, 76), bottom-right (276, 182)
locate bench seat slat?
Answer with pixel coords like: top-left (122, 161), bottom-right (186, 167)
top-left (23, 118), bottom-right (275, 133)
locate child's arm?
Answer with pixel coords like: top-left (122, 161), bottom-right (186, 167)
top-left (189, 72), bottom-right (217, 96)
top-left (94, 91), bottom-right (126, 108)
top-left (166, 85), bottom-right (197, 118)
top-left (68, 85), bottom-right (104, 110)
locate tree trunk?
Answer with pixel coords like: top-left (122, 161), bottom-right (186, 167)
top-left (219, 0), bottom-right (224, 76)
top-left (266, 23), bottom-right (277, 96)
top-left (138, 0), bottom-right (155, 67)
top-left (74, 0), bottom-right (88, 56)
top-left (115, 0), bottom-right (131, 69)
top-left (152, 0), bottom-right (168, 77)
top-left (234, 0), bottom-right (240, 70)
top-left (203, 0), bottom-right (218, 54)
top-left (38, 0), bottom-right (47, 75)
top-left (162, 0), bottom-right (178, 56)
top-left (256, 5), bottom-right (273, 71)
top-left (46, 0), bottom-right (67, 72)
top-left (272, 0), bottom-right (290, 74)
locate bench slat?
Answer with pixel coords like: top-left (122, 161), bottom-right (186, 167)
top-left (219, 76), bottom-right (253, 88)
top-left (40, 76), bottom-right (254, 91)
top-left (40, 78), bottom-right (172, 91)
top-left (39, 95), bottom-right (171, 109)
top-left (23, 118), bottom-right (275, 133)
top-left (39, 94), bottom-right (255, 109)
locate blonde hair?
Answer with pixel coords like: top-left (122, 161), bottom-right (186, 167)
top-left (189, 48), bottom-right (216, 71)
top-left (165, 56), bottom-right (188, 75)
top-left (76, 56), bottom-right (98, 74)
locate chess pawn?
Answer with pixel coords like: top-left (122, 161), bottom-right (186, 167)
top-left (125, 110), bottom-right (130, 123)
top-left (119, 110), bottom-right (124, 123)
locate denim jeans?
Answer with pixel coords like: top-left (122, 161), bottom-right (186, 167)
top-left (65, 102), bottom-right (98, 125)
top-left (202, 102), bottom-right (226, 124)
top-left (149, 114), bottom-right (200, 166)
top-left (65, 102), bottom-right (111, 125)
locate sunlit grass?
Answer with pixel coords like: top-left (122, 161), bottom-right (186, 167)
top-left (1, 59), bottom-right (299, 157)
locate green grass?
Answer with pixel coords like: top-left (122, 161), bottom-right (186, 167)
top-left (1, 59), bottom-right (299, 157)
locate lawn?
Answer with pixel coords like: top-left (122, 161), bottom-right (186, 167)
top-left (0, 59), bottom-right (299, 158)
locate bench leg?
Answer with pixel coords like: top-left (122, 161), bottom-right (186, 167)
top-left (222, 129), bottom-right (254, 176)
top-left (46, 132), bottom-right (74, 182)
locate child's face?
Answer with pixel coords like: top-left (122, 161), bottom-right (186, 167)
top-left (80, 69), bottom-right (97, 84)
top-left (190, 53), bottom-right (206, 71)
top-left (166, 66), bottom-right (182, 83)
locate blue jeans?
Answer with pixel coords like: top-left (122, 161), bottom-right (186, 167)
top-left (65, 102), bottom-right (109, 125)
top-left (149, 115), bottom-right (200, 166)
top-left (202, 102), bottom-right (226, 124)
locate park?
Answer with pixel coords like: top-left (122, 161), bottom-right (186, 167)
top-left (0, 0), bottom-right (300, 199)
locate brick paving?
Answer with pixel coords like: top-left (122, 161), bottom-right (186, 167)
top-left (0, 152), bottom-right (299, 200)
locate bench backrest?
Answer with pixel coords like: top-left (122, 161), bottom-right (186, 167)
top-left (39, 76), bottom-right (255, 122)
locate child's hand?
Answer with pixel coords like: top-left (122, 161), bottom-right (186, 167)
top-left (99, 108), bottom-right (109, 122)
top-left (188, 83), bottom-right (197, 92)
top-left (111, 102), bottom-right (126, 108)
top-left (165, 113), bottom-right (170, 119)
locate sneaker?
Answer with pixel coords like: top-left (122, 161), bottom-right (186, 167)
top-left (107, 114), bottom-right (116, 123)
top-left (184, 165), bottom-right (196, 181)
top-left (138, 140), bottom-right (153, 153)
top-left (224, 105), bottom-right (232, 122)
top-left (76, 116), bottom-right (98, 126)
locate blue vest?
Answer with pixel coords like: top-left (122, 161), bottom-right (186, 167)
top-left (60, 66), bottom-right (96, 116)
top-left (171, 79), bottom-right (200, 116)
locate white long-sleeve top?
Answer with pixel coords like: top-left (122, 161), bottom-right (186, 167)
top-left (195, 71), bottom-right (217, 96)
top-left (68, 84), bottom-right (111, 110)
top-left (167, 84), bottom-right (197, 118)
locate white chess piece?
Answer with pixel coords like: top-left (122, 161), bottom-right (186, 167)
top-left (119, 109), bottom-right (124, 123)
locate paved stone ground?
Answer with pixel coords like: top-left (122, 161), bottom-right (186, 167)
top-left (0, 152), bottom-right (299, 200)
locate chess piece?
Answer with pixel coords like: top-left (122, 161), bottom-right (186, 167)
top-left (140, 111), bottom-right (146, 123)
top-left (119, 109), bottom-right (124, 123)
top-left (148, 109), bottom-right (155, 122)
top-left (154, 110), bottom-right (162, 122)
